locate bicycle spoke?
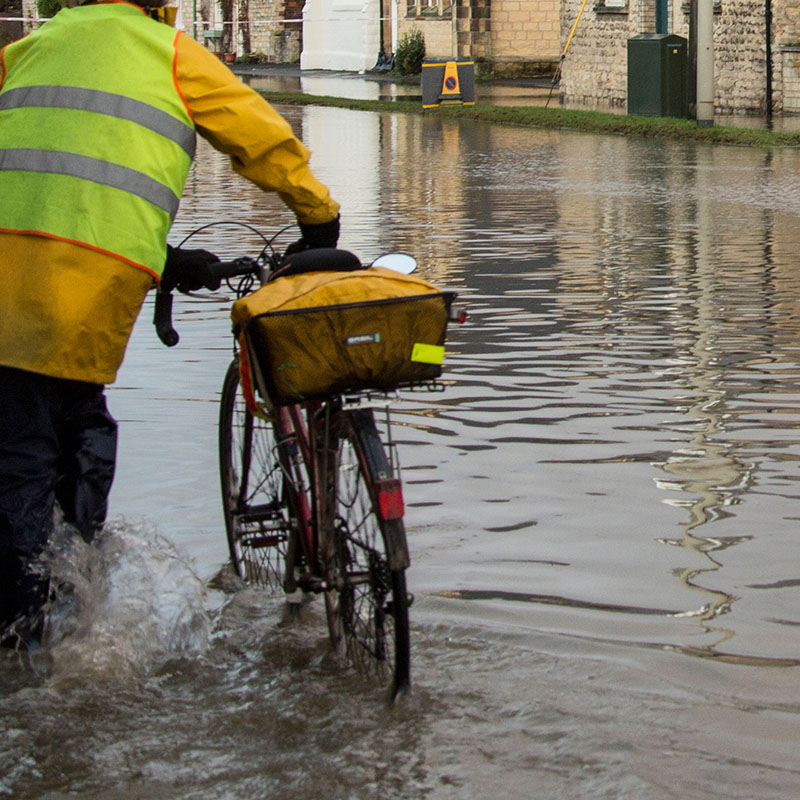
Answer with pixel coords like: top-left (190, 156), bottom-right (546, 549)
top-left (219, 359), bottom-right (293, 590)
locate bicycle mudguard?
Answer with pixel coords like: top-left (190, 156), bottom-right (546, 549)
top-left (382, 518), bottom-right (410, 571)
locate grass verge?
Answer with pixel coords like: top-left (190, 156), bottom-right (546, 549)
top-left (257, 90), bottom-right (800, 148)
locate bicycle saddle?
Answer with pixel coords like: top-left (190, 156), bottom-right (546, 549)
top-left (272, 247), bottom-right (362, 280)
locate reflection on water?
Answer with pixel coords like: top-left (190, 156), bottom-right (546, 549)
top-left (239, 68), bottom-right (555, 107)
top-left (5, 106), bottom-right (800, 797)
top-left (397, 125), bottom-right (800, 664)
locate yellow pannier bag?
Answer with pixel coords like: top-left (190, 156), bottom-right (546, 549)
top-left (231, 267), bottom-right (457, 405)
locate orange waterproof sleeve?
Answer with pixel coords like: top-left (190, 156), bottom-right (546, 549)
top-left (174, 33), bottom-right (339, 225)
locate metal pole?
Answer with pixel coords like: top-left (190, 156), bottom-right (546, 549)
top-left (696, 0), bottom-right (714, 127)
top-left (688, 0), bottom-right (697, 116)
top-left (766, 0), bottom-right (773, 120)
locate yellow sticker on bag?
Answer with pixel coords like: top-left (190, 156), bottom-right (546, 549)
top-left (411, 343), bottom-right (445, 365)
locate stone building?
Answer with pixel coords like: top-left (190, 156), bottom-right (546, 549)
top-left (300, 0), bottom-right (560, 75)
top-left (17, 0), bottom-right (302, 62)
top-left (395, 0), bottom-right (561, 76)
top-left (179, 0), bottom-right (303, 61)
top-left (559, 0), bottom-right (800, 116)
top-left (12, 0), bottom-right (558, 76)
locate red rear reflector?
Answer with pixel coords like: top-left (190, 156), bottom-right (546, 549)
top-left (376, 478), bottom-right (404, 520)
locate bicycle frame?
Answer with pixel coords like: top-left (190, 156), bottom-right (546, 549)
top-left (269, 402), bottom-right (316, 593)
top-left (275, 394), bottom-right (405, 596)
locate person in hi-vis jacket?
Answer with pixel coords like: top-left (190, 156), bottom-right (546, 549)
top-left (0, 0), bottom-right (341, 647)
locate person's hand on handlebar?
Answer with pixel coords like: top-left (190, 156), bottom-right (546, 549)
top-left (161, 245), bottom-right (222, 293)
top-left (284, 215), bottom-right (340, 258)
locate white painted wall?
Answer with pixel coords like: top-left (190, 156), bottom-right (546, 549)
top-left (301, 0), bottom-right (380, 72)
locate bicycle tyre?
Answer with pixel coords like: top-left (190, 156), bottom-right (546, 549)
top-left (218, 358), bottom-right (294, 590)
top-left (321, 407), bottom-right (411, 697)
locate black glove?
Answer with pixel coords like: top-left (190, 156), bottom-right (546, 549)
top-left (284, 215), bottom-right (340, 257)
top-left (161, 245), bottom-right (222, 293)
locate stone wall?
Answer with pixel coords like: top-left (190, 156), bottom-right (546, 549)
top-left (246, 0), bottom-right (301, 61)
top-left (558, 2), bottom-right (633, 108)
top-left (701, 3), bottom-right (767, 114)
top-left (398, 17), bottom-right (454, 58)
top-left (492, 0), bottom-right (559, 63)
top-left (560, 0), bottom-right (800, 115)
top-left (781, 47), bottom-right (800, 112)
top-left (768, 2), bottom-right (800, 114)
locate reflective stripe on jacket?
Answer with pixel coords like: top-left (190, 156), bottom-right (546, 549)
top-left (0, 2), bottom-right (194, 278)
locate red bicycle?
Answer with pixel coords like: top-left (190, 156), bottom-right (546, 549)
top-left (155, 226), bottom-right (463, 698)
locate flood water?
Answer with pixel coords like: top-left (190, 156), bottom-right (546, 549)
top-left (4, 107), bottom-right (800, 797)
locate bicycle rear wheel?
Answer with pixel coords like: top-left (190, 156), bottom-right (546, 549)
top-left (218, 358), bottom-right (294, 589)
top-left (321, 407), bottom-right (411, 697)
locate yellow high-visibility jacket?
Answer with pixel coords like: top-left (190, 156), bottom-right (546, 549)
top-left (0, 1), bottom-right (340, 384)
top-left (1, 2), bottom-right (197, 278)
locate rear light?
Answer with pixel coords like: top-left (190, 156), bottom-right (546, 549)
top-left (448, 307), bottom-right (468, 324)
top-left (376, 478), bottom-right (404, 520)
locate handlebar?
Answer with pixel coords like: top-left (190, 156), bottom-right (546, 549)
top-left (153, 256), bottom-right (260, 347)
top-left (153, 246), bottom-right (465, 347)
top-left (201, 256), bottom-right (262, 285)
top-left (153, 290), bottom-right (180, 347)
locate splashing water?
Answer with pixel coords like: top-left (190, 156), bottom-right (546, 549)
top-left (38, 519), bottom-right (211, 683)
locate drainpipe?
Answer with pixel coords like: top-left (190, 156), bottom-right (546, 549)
top-left (373, 0), bottom-right (389, 70)
top-left (379, 0), bottom-right (385, 58)
top-left (392, 0), bottom-right (399, 54)
top-left (766, 0), bottom-right (773, 120)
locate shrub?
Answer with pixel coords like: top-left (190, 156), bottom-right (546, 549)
top-left (394, 28), bottom-right (425, 76)
top-left (240, 51), bottom-right (268, 64)
top-left (37, 0), bottom-right (65, 18)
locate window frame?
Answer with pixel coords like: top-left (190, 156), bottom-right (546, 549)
top-left (594, 0), bottom-right (628, 13)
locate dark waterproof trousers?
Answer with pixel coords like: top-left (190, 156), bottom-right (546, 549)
top-left (0, 365), bottom-right (117, 632)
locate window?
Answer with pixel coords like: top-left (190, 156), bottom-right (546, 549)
top-left (596, 0), bottom-right (627, 10)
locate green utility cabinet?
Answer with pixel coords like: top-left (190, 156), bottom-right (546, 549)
top-left (627, 34), bottom-right (688, 119)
